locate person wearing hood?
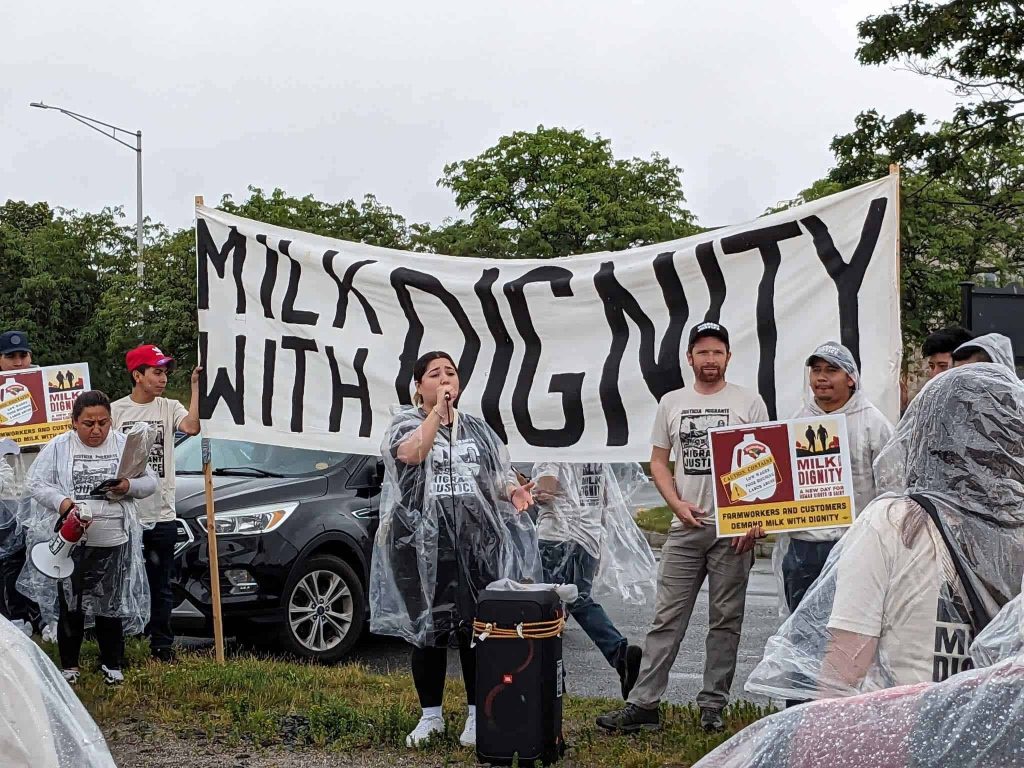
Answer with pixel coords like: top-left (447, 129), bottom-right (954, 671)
top-left (745, 364), bottom-right (1024, 705)
top-left (775, 342), bottom-right (894, 616)
top-left (952, 332), bottom-right (1017, 374)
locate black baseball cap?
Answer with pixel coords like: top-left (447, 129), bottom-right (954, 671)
top-left (688, 321), bottom-right (730, 351)
top-left (0, 330), bottom-right (31, 356)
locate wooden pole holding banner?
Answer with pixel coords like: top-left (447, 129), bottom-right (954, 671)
top-left (196, 194), bottom-right (226, 664)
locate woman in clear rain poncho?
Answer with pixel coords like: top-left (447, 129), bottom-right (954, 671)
top-left (1, 615), bottom-right (116, 767)
top-left (532, 461), bottom-right (655, 699)
top-left (17, 390), bottom-right (157, 687)
top-left (744, 364), bottom-right (1024, 703)
top-left (370, 351), bottom-right (541, 750)
top-left (693, 578), bottom-right (1024, 768)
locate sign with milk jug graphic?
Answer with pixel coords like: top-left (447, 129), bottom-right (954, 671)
top-left (709, 414), bottom-right (854, 537)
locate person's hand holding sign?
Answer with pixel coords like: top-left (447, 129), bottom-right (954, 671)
top-left (731, 523), bottom-right (766, 554)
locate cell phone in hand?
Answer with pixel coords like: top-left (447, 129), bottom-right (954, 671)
top-left (90, 478), bottom-right (121, 496)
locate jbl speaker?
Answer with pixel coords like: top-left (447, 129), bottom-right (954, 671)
top-left (474, 589), bottom-right (566, 767)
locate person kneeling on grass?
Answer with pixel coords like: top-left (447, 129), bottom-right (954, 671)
top-left (17, 390), bottom-right (157, 687)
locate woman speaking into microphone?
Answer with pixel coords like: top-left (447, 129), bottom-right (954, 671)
top-left (370, 351), bottom-right (541, 750)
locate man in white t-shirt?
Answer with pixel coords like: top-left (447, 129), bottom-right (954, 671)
top-left (111, 344), bottom-right (200, 661)
top-left (598, 322), bottom-right (768, 734)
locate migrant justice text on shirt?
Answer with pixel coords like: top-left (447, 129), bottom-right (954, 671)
top-left (651, 383), bottom-right (769, 527)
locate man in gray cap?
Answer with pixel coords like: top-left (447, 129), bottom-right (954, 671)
top-left (775, 341), bottom-right (894, 616)
top-left (952, 332), bottom-right (1017, 375)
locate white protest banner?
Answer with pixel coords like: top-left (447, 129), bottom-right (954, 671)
top-left (196, 175), bottom-right (900, 460)
top-left (709, 414), bottom-right (855, 537)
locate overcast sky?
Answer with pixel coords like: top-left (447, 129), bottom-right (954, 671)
top-left (3, 1), bottom-right (958, 238)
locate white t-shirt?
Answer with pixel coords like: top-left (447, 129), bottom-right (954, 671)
top-left (829, 498), bottom-right (975, 686)
top-left (69, 433), bottom-right (126, 548)
top-left (533, 462), bottom-right (605, 558)
top-left (651, 382), bottom-right (769, 527)
top-left (111, 395), bottom-right (188, 524)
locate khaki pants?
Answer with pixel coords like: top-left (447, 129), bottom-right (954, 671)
top-left (627, 524), bottom-right (753, 711)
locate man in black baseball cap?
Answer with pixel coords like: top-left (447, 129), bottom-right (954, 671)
top-left (687, 321), bottom-right (729, 352)
top-left (0, 331), bottom-right (33, 372)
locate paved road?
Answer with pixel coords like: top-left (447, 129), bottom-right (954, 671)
top-left (341, 556), bottom-right (782, 705)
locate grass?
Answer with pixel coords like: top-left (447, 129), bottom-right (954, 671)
top-left (58, 638), bottom-right (771, 767)
top-left (634, 504), bottom-right (674, 535)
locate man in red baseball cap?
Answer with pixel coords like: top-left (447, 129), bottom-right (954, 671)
top-left (111, 344), bottom-right (201, 662)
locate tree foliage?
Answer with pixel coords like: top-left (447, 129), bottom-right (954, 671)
top-left (855, 1), bottom-right (1024, 175)
top-left (419, 126), bottom-right (699, 258)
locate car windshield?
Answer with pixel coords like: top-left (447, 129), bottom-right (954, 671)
top-left (176, 436), bottom-right (348, 477)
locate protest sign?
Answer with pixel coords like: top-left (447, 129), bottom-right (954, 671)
top-left (0, 364), bottom-right (91, 446)
top-left (710, 414), bottom-right (855, 537)
top-left (196, 175), bottom-right (900, 460)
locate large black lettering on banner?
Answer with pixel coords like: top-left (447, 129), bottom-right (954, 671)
top-left (801, 197), bottom-right (887, 369)
top-left (504, 266), bottom-right (585, 447)
top-left (721, 222), bottom-right (803, 420)
top-left (390, 267), bottom-right (481, 404)
top-left (196, 220), bottom-right (246, 314)
top-left (195, 176), bottom-right (900, 460)
top-left (595, 252), bottom-right (688, 446)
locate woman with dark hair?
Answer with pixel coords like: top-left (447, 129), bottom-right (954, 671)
top-left (370, 351), bottom-right (541, 749)
top-left (18, 390), bottom-right (157, 686)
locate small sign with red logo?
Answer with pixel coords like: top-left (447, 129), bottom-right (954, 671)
top-left (709, 414), bottom-right (854, 537)
top-left (0, 363), bottom-right (92, 447)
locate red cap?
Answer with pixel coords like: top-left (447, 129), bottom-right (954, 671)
top-left (125, 344), bottom-right (176, 372)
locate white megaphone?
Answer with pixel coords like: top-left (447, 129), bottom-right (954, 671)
top-left (31, 502), bottom-right (92, 579)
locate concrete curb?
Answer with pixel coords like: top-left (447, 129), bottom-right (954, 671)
top-left (641, 528), bottom-right (774, 559)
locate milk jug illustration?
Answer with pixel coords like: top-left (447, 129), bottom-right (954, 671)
top-left (730, 433), bottom-right (777, 501)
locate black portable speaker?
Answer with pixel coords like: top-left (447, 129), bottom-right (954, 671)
top-left (474, 589), bottom-right (566, 767)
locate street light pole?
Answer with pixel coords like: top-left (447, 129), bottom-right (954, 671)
top-left (30, 101), bottom-right (145, 281)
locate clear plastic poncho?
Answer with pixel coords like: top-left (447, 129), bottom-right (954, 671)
top-left (0, 447), bottom-right (19, 560)
top-left (745, 364), bottom-right (1024, 701)
top-left (532, 462), bottom-right (656, 605)
top-left (695, 573), bottom-right (1024, 768)
top-left (0, 615), bottom-right (117, 767)
top-left (16, 424), bottom-right (158, 634)
top-left (370, 406), bottom-right (542, 648)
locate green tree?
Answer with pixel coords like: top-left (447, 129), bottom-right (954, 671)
top-left (856, 1), bottom-right (1024, 174)
top-left (94, 225), bottom-right (199, 400)
top-left (771, 114), bottom-right (1024, 351)
top-left (219, 187), bottom-right (413, 248)
top-left (0, 201), bottom-right (136, 396)
top-left (419, 126), bottom-right (699, 258)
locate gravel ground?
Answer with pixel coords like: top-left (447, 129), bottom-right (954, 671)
top-left (106, 721), bottom-right (476, 768)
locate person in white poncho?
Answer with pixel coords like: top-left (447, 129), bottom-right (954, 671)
top-left (0, 614), bottom-right (116, 768)
top-left (951, 331), bottom-right (1016, 373)
top-left (774, 342), bottom-right (894, 616)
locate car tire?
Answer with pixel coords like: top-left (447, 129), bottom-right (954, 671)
top-left (278, 554), bottom-right (365, 664)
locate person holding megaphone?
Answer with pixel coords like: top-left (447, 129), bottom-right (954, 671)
top-left (17, 390), bottom-right (157, 687)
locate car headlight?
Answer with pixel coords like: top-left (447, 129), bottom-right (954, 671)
top-left (213, 503), bottom-right (298, 536)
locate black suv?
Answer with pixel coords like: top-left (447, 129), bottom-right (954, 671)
top-left (170, 437), bottom-right (382, 663)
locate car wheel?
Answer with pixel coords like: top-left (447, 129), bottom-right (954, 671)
top-left (278, 554), bottom-right (365, 664)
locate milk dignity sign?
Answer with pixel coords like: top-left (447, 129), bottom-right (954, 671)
top-left (709, 414), bottom-right (855, 537)
top-left (0, 364), bottom-right (92, 447)
top-left (196, 175), bottom-right (900, 461)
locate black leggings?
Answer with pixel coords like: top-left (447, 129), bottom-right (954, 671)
top-left (411, 639), bottom-right (477, 708)
top-left (57, 584), bottom-right (124, 670)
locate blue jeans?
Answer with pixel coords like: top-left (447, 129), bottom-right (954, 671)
top-left (143, 521), bottom-right (178, 652)
top-left (540, 539), bottom-right (626, 667)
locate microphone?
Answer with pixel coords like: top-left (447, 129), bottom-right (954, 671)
top-left (444, 392), bottom-right (451, 401)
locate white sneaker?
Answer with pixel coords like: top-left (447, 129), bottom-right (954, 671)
top-left (41, 623), bottom-right (58, 643)
top-left (100, 665), bottom-right (124, 686)
top-left (405, 714), bottom-right (445, 748)
top-left (61, 669), bottom-right (80, 685)
top-left (10, 619), bottom-right (32, 638)
top-left (459, 712), bottom-right (476, 748)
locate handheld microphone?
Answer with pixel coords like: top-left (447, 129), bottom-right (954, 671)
top-left (444, 392), bottom-right (451, 401)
